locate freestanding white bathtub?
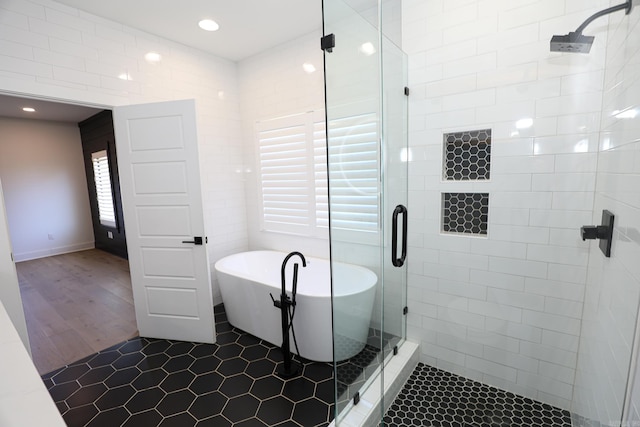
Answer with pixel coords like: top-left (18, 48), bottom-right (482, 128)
top-left (214, 250), bottom-right (377, 362)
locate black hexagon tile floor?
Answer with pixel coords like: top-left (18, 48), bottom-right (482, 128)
top-left (43, 305), bottom-right (336, 427)
top-left (383, 363), bottom-right (572, 427)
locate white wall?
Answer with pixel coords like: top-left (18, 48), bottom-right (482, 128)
top-left (0, 117), bottom-right (94, 261)
top-left (402, 0), bottom-right (613, 410)
top-left (238, 30), bottom-right (329, 258)
top-left (573, 2), bottom-right (640, 425)
top-left (0, 0), bottom-right (247, 304)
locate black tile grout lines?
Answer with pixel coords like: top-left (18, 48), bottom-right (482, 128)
top-left (43, 304), bottom-right (391, 427)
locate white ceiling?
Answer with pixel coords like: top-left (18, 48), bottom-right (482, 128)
top-left (53, 0), bottom-right (323, 62)
top-left (0, 94), bottom-right (102, 123)
top-left (0, 0), bottom-right (323, 123)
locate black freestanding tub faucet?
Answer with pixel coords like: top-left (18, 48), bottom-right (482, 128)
top-left (271, 251), bottom-right (306, 378)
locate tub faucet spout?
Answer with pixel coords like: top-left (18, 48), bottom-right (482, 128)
top-left (274, 251), bottom-right (306, 378)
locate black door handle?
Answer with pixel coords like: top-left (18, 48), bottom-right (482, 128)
top-left (182, 236), bottom-right (203, 245)
top-left (392, 205), bottom-right (408, 267)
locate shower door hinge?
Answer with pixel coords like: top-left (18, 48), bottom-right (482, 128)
top-left (404, 86), bottom-right (410, 96)
top-left (403, 306), bottom-right (408, 315)
top-left (393, 345), bottom-right (398, 356)
top-left (353, 392), bottom-right (360, 405)
top-left (321, 34), bottom-right (335, 52)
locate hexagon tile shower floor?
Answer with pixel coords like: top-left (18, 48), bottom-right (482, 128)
top-left (382, 363), bottom-right (572, 427)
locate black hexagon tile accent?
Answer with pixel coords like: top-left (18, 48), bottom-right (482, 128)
top-left (125, 387), bottom-right (165, 414)
top-left (44, 304), bottom-right (341, 426)
top-left (122, 409), bottom-right (163, 427)
top-left (293, 398), bottom-right (330, 427)
top-left (257, 395), bottom-right (294, 425)
top-left (443, 192), bottom-right (489, 235)
top-left (246, 358), bottom-right (276, 379)
top-left (382, 363), bottom-right (572, 427)
top-left (220, 373), bottom-right (254, 399)
top-left (132, 367), bottom-right (168, 391)
top-left (443, 129), bottom-right (491, 181)
top-left (159, 370), bottom-right (196, 393)
top-left (191, 371), bottom-right (225, 395)
top-left (189, 390), bottom-right (227, 419)
top-left (223, 393), bottom-right (260, 423)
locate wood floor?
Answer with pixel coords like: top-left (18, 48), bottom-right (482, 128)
top-left (16, 249), bottom-right (138, 375)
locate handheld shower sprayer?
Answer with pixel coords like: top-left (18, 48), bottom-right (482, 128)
top-left (550, 1), bottom-right (633, 53)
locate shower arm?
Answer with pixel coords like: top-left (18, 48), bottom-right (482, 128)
top-left (575, 1), bottom-right (632, 35)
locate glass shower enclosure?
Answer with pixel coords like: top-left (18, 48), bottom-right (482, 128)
top-left (323, 0), bottom-right (408, 423)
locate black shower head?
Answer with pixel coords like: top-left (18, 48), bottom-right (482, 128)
top-left (550, 1), bottom-right (632, 54)
top-left (550, 32), bottom-right (595, 53)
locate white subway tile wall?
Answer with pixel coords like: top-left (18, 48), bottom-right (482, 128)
top-left (574, 2), bottom-right (640, 426)
top-left (237, 31), bottom-right (329, 259)
top-left (403, 0), bottom-right (613, 411)
top-left (0, 0), bottom-right (247, 305)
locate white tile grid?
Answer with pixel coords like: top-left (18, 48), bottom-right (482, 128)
top-left (403, 0), bottom-right (617, 410)
top-left (237, 30), bottom-right (329, 260)
top-left (572, 2), bottom-right (640, 425)
top-left (0, 0), bottom-right (248, 304)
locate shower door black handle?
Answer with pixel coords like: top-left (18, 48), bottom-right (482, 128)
top-left (392, 205), bottom-right (408, 267)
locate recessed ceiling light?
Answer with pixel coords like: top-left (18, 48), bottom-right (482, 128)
top-left (22, 107), bottom-right (35, 112)
top-left (302, 62), bottom-right (316, 73)
top-left (198, 19), bottom-right (219, 32)
top-left (144, 52), bottom-right (162, 63)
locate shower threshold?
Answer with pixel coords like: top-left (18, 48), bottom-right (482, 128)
top-left (331, 340), bottom-right (419, 427)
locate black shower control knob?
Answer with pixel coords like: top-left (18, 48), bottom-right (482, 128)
top-left (580, 225), bottom-right (609, 241)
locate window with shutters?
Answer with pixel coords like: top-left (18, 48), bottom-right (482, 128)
top-left (256, 110), bottom-right (379, 238)
top-left (90, 150), bottom-right (117, 228)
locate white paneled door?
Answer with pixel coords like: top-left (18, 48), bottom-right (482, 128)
top-left (0, 178), bottom-right (31, 353)
top-left (113, 100), bottom-right (215, 344)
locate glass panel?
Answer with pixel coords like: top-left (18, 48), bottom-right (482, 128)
top-left (323, 0), bottom-right (382, 423)
top-left (323, 0), bottom-right (408, 424)
top-left (380, 32), bottom-right (408, 388)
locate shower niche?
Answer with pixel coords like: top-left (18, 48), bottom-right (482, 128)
top-left (441, 129), bottom-right (491, 237)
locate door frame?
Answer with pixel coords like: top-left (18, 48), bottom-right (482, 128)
top-left (0, 91), bottom-right (126, 354)
top-left (0, 90), bottom-right (212, 348)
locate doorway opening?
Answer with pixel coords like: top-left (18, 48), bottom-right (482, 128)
top-left (16, 249), bottom-right (136, 375)
top-left (0, 94), bottom-right (137, 375)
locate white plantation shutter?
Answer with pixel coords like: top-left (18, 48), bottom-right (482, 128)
top-left (313, 116), bottom-right (329, 229)
top-left (91, 150), bottom-right (117, 228)
top-left (326, 113), bottom-right (379, 233)
top-left (257, 114), bottom-right (315, 235)
top-left (257, 110), bottom-right (379, 237)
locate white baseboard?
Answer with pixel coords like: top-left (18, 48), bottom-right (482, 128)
top-left (13, 242), bottom-right (95, 262)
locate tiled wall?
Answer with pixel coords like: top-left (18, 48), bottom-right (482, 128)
top-left (237, 31), bottom-right (329, 259)
top-left (0, 0), bottom-right (247, 304)
top-left (573, 3), bottom-right (640, 425)
top-left (402, 0), bottom-right (613, 409)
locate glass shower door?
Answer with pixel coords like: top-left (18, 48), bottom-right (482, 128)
top-left (322, 0), bottom-right (408, 423)
top-left (380, 30), bottom-right (408, 383)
